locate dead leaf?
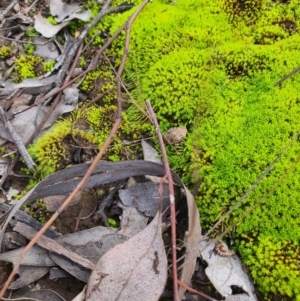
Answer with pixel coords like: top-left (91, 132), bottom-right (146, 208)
top-left (9, 266), bottom-right (51, 290)
top-left (33, 37), bottom-right (60, 60)
top-left (0, 246), bottom-right (56, 266)
top-left (50, 233), bottom-right (128, 282)
top-left (50, 0), bottom-right (89, 23)
top-left (86, 212), bottom-right (167, 301)
top-left (119, 182), bottom-right (181, 217)
top-left (198, 237), bottom-right (257, 301)
top-left (117, 202), bottom-right (148, 238)
top-left (34, 13), bottom-right (71, 39)
top-left (178, 186), bottom-right (202, 300)
top-left (142, 140), bottom-right (162, 183)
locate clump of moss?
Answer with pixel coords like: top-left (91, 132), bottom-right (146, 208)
top-left (14, 55), bottom-right (43, 82)
top-left (239, 235), bottom-right (300, 299)
top-left (29, 105), bottom-right (138, 179)
top-left (80, 69), bottom-right (116, 102)
top-left (132, 48), bottom-right (225, 132)
top-left (0, 46), bottom-right (12, 59)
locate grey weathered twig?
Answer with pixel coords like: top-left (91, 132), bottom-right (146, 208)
top-left (13, 222), bottom-right (95, 270)
top-left (0, 0), bottom-right (18, 26)
top-left (0, 107), bottom-right (35, 172)
top-left (275, 65), bottom-right (300, 86)
top-left (55, 0), bottom-right (114, 86)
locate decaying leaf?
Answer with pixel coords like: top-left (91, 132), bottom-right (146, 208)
top-left (198, 236), bottom-right (257, 301)
top-left (50, 233), bottom-right (128, 282)
top-left (9, 266), bottom-right (51, 290)
top-left (34, 13), bottom-right (70, 39)
top-left (142, 140), bottom-right (162, 183)
top-left (119, 182), bottom-right (181, 217)
top-left (33, 37), bottom-right (60, 60)
top-left (117, 202), bottom-right (149, 238)
top-left (0, 246), bottom-right (56, 266)
top-left (0, 92), bottom-right (78, 143)
top-left (50, 0), bottom-right (89, 23)
top-left (86, 212), bottom-right (167, 301)
top-left (34, 1), bottom-right (90, 39)
top-left (178, 187), bottom-right (202, 300)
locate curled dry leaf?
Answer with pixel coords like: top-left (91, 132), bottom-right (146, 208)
top-left (86, 212), bottom-right (167, 301)
top-left (198, 237), bottom-right (257, 301)
top-left (178, 186), bottom-right (202, 300)
top-left (50, 0), bottom-right (85, 23)
top-left (34, 2), bottom-right (90, 39)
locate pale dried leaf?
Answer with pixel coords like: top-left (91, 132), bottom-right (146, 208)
top-left (178, 186), bottom-right (202, 300)
top-left (9, 266), bottom-right (51, 290)
top-left (199, 237), bottom-right (257, 301)
top-left (0, 95), bottom-right (78, 143)
top-left (0, 246), bottom-right (56, 266)
top-left (33, 37), bottom-right (60, 60)
top-left (142, 140), bottom-right (162, 183)
top-left (86, 213), bottom-right (167, 301)
top-left (50, 233), bottom-right (128, 282)
top-left (118, 202), bottom-right (148, 237)
top-left (34, 13), bottom-right (71, 39)
top-left (50, 0), bottom-right (89, 23)
top-left (119, 182), bottom-right (175, 217)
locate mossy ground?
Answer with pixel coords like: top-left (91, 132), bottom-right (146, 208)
top-left (15, 0), bottom-right (300, 299)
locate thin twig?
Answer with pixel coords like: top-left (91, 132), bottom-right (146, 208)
top-left (55, 0), bottom-right (114, 86)
top-left (145, 100), bottom-right (179, 301)
top-left (0, 0), bottom-right (18, 24)
top-left (0, 108), bottom-right (35, 172)
top-left (205, 131), bottom-right (300, 238)
top-left (14, 22), bottom-right (127, 116)
top-left (177, 280), bottom-right (218, 301)
top-left (275, 65), bottom-right (300, 86)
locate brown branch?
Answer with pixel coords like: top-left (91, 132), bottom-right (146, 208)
top-left (145, 100), bottom-right (179, 301)
top-left (177, 280), bottom-right (218, 301)
top-left (0, 1), bottom-right (150, 297)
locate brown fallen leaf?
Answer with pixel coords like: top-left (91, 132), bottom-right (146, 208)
top-left (85, 212), bottom-right (167, 301)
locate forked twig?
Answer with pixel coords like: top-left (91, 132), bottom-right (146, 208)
top-left (145, 100), bottom-right (179, 301)
top-left (0, 0), bottom-right (150, 297)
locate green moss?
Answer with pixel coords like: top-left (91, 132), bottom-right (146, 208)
top-left (0, 46), bottom-right (12, 59)
top-left (14, 55), bottom-right (43, 82)
top-left (43, 60), bottom-right (56, 72)
top-left (29, 105), bottom-right (136, 179)
top-left (80, 69), bottom-right (116, 102)
top-left (46, 15), bottom-right (58, 25)
top-left (103, 0), bottom-right (300, 298)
